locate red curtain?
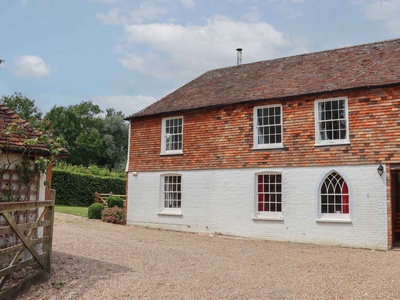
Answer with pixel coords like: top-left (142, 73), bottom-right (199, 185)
top-left (258, 175), bottom-right (264, 211)
top-left (342, 180), bottom-right (349, 214)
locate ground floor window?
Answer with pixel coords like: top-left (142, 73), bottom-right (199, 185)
top-left (320, 171), bottom-right (349, 216)
top-left (256, 173), bottom-right (282, 214)
top-left (162, 175), bottom-right (181, 209)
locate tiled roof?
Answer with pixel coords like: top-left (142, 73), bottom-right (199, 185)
top-left (128, 38), bottom-right (400, 119)
top-left (0, 104), bottom-right (51, 155)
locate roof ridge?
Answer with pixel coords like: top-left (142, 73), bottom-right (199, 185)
top-left (127, 37), bottom-right (400, 119)
top-left (0, 103), bottom-right (31, 125)
top-left (208, 38), bottom-right (400, 73)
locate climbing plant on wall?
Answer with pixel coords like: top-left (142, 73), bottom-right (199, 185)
top-left (0, 117), bottom-right (67, 202)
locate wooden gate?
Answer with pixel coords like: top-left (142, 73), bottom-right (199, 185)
top-left (0, 197), bottom-right (55, 300)
top-left (94, 192), bottom-right (126, 207)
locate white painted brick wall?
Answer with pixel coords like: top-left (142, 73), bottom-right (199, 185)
top-left (127, 164), bottom-right (388, 250)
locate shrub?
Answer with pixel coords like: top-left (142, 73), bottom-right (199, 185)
top-left (54, 161), bottom-right (125, 179)
top-left (107, 195), bottom-right (124, 208)
top-left (88, 203), bottom-right (105, 219)
top-left (101, 206), bottom-right (125, 224)
top-left (52, 170), bottom-right (125, 207)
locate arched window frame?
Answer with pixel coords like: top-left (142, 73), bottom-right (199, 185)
top-left (316, 170), bottom-right (352, 222)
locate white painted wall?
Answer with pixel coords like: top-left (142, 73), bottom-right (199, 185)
top-left (127, 164), bottom-right (388, 250)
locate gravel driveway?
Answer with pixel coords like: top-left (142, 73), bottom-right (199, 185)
top-left (19, 213), bottom-right (400, 300)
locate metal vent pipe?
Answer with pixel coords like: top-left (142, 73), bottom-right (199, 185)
top-left (236, 48), bottom-right (242, 66)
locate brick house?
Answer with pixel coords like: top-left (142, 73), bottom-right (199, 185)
top-left (125, 38), bottom-right (400, 250)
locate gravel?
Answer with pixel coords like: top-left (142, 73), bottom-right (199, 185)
top-left (19, 213), bottom-right (400, 300)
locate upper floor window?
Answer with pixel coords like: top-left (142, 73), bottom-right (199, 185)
top-left (320, 171), bottom-right (349, 218)
top-left (255, 173), bottom-right (282, 219)
top-left (161, 116), bottom-right (183, 155)
top-left (253, 105), bottom-right (283, 149)
top-left (315, 97), bottom-right (349, 146)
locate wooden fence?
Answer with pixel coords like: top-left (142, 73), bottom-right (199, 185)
top-left (94, 192), bottom-right (127, 223)
top-left (94, 192), bottom-right (126, 207)
top-left (0, 191), bottom-right (55, 300)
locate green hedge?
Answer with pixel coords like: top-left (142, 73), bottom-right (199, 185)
top-left (52, 170), bottom-right (126, 207)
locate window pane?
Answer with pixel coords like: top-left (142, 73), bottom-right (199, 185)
top-left (256, 106), bottom-right (282, 146)
top-left (268, 107), bottom-right (274, 116)
top-left (257, 173), bottom-right (282, 213)
top-left (317, 99), bottom-right (347, 142)
top-left (164, 117), bottom-right (183, 151)
top-left (163, 175), bottom-right (182, 209)
top-left (320, 172), bottom-right (349, 215)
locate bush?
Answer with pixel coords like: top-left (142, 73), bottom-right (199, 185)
top-left (52, 170), bottom-right (125, 207)
top-left (54, 161), bottom-right (125, 179)
top-left (88, 203), bottom-right (105, 219)
top-left (101, 207), bottom-right (125, 224)
top-left (107, 196), bottom-right (124, 208)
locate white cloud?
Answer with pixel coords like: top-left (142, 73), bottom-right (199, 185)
top-left (13, 55), bottom-right (52, 78)
top-left (94, 0), bottom-right (125, 4)
top-left (97, 8), bottom-right (122, 25)
top-left (242, 6), bottom-right (262, 22)
top-left (118, 16), bottom-right (306, 79)
top-left (128, 3), bottom-right (167, 24)
top-left (92, 95), bottom-right (156, 115)
top-left (97, 3), bottom-right (167, 25)
top-left (180, 0), bottom-right (195, 9)
top-left (354, 0), bottom-right (400, 34)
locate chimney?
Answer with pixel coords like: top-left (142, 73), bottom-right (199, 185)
top-left (236, 48), bottom-right (242, 66)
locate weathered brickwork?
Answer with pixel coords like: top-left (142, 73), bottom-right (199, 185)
top-left (128, 86), bottom-right (400, 172)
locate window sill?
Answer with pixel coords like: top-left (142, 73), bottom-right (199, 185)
top-left (160, 151), bottom-right (183, 156)
top-left (315, 218), bottom-right (352, 224)
top-left (158, 211), bottom-right (183, 216)
top-left (252, 143), bottom-right (284, 150)
top-left (314, 141), bottom-right (350, 147)
top-left (253, 216), bottom-right (284, 221)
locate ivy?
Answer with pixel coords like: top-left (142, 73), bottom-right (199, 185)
top-left (0, 117), bottom-right (67, 202)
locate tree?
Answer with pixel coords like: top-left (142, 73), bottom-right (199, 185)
top-left (100, 109), bottom-right (129, 171)
top-left (0, 94), bottom-right (129, 171)
top-left (45, 101), bottom-right (129, 170)
top-left (45, 101), bottom-right (104, 167)
top-left (1, 92), bottom-right (42, 126)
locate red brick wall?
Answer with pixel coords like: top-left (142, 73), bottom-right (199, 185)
top-left (128, 86), bottom-right (400, 172)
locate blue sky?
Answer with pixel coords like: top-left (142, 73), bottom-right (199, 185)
top-left (0, 0), bottom-right (399, 116)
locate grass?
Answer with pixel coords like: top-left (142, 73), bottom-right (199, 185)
top-left (55, 205), bottom-right (88, 218)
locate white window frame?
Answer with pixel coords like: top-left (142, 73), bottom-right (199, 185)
top-left (314, 97), bottom-right (349, 146)
top-left (253, 172), bottom-right (283, 221)
top-left (158, 174), bottom-right (182, 216)
top-left (161, 116), bottom-right (183, 155)
top-left (253, 105), bottom-right (284, 150)
top-left (316, 170), bottom-right (352, 223)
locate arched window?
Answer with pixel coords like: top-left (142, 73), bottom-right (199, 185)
top-left (320, 171), bottom-right (349, 214)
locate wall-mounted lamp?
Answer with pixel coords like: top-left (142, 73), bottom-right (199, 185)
top-left (377, 164), bottom-right (384, 176)
top-left (132, 172), bottom-right (138, 176)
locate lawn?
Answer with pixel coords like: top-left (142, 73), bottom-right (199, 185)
top-left (55, 205), bottom-right (88, 218)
